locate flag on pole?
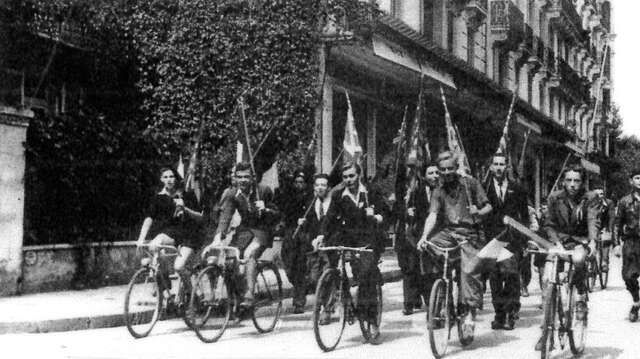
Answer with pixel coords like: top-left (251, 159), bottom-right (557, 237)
top-left (440, 86), bottom-right (470, 175)
top-left (177, 154), bottom-right (185, 179)
top-left (259, 160), bottom-right (280, 192)
top-left (343, 91), bottom-right (363, 164)
top-left (463, 235), bottom-right (514, 274)
top-left (406, 83), bottom-right (430, 168)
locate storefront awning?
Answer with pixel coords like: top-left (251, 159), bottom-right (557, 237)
top-left (372, 35), bottom-right (456, 89)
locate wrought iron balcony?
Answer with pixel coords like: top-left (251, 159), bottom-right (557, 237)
top-left (321, 1), bottom-right (380, 42)
top-left (546, 0), bottom-right (584, 41)
top-left (490, 0), bottom-right (524, 47)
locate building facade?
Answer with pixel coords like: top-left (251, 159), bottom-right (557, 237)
top-left (315, 0), bottom-right (614, 209)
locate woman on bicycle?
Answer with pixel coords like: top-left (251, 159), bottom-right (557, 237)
top-left (534, 164), bottom-right (600, 351)
top-left (136, 167), bottom-right (204, 283)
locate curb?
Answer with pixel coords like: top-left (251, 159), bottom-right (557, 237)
top-left (0, 268), bottom-right (402, 335)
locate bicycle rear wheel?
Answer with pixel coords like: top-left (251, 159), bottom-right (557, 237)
top-left (428, 279), bottom-right (450, 358)
top-left (358, 281), bottom-right (382, 342)
top-left (124, 267), bottom-right (162, 338)
top-left (189, 265), bottom-right (231, 343)
top-left (252, 262), bottom-right (283, 333)
top-left (598, 248), bottom-right (609, 289)
top-left (540, 284), bottom-right (557, 359)
top-left (568, 284), bottom-right (587, 354)
top-left (313, 269), bottom-right (346, 352)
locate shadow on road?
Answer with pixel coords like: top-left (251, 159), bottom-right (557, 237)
top-left (555, 346), bottom-right (624, 359)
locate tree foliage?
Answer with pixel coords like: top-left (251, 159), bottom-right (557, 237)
top-left (5, 0), bottom-right (377, 245)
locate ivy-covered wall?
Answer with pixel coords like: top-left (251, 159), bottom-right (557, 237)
top-left (3, 0), bottom-right (375, 246)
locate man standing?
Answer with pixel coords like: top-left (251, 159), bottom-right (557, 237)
top-left (394, 164), bottom-right (440, 315)
top-left (279, 170), bottom-right (312, 314)
top-left (206, 162), bottom-right (281, 308)
top-left (298, 174), bottom-right (334, 299)
top-left (316, 162), bottom-right (385, 342)
top-left (591, 180), bottom-right (615, 274)
top-left (483, 154), bottom-right (529, 330)
top-left (418, 151), bottom-right (492, 331)
top-left (614, 168), bottom-right (640, 322)
top-left (535, 164), bottom-right (599, 350)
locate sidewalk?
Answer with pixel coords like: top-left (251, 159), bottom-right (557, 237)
top-left (0, 249), bottom-right (401, 334)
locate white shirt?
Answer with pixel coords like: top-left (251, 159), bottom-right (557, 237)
top-left (341, 183), bottom-right (367, 206)
top-left (493, 178), bottom-right (509, 202)
top-left (315, 197), bottom-right (332, 219)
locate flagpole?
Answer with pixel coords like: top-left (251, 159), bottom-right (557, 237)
top-left (516, 129), bottom-right (531, 181)
top-left (552, 153), bottom-right (572, 192)
top-left (291, 148), bottom-right (345, 241)
top-left (238, 96), bottom-right (261, 201)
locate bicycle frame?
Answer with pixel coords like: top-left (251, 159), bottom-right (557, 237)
top-left (425, 241), bottom-right (467, 322)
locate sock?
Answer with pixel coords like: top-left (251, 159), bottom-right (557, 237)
top-left (633, 301), bottom-right (640, 308)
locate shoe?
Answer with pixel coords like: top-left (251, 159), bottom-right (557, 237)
top-left (462, 309), bottom-right (476, 335)
top-left (575, 301), bottom-right (588, 322)
top-left (292, 305), bottom-right (305, 314)
top-left (521, 287), bottom-right (530, 297)
top-left (319, 311), bottom-right (332, 325)
top-left (239, 296), bottom-right (255, 308)
top-left (534, 336), bottom-right (544, 351)
top-left (491, 320), bottom-right (504, 330)
top-left (402, 307), bottom-right (414, 316)
top-left (503, 315), bottom-right (516, 330)
top-left (629, 305), bottom-right (640, 322)
top-left (368, 323), bottom-right (381, 345)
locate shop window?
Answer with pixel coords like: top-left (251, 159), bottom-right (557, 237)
top-left (467, 28), bottom-right (475, 66)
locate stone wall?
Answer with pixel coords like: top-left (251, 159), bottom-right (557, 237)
top-left (0, 107), bottom-right (31, 296)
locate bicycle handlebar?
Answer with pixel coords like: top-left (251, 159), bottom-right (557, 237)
top-left (201, 245), bottom-right (241, 260)
top-left (423, 240), bottom-right (468, 253)
top-left (316, 246), bottom-right (373, 253)
top-left (137, 243), bottom-right (180, 257)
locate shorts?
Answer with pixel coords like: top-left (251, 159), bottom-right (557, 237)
top-left (230, 229), bottom-right (272, 258)
top-left (158, 226), bottom-right (204, 249)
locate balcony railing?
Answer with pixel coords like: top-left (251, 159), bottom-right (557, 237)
top-left (490, 0), bottom-right (524, 46)
top-left (27, 13), bottom-right (95, 50)
top-left (546, 0), bottom-right (583, 39)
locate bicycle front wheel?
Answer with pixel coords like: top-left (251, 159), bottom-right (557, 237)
top-left (358, 281), bottom-right (382, 343)
top-left (540, 284), bottom-right (557, 359)
top-left (586, 257), bottom-right (597, 292)
top-left (428, 279), bottom-right (450, 358)
top-left (124, 267), bottom-right (162, 338)
top-left (313, 269), bottom-right (346, 352)
top-left (252, 262), bottom-right (283, 333)
top-left (568, 284), bottom-right (587, 354)
top-left (189, 265), bottom-right (231, 343)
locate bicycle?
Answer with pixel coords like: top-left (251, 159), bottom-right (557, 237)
top-left (188, 245), bottom-right (283, 343)
top-left (123, 244), bottom-right (196, 338)
top-left (527, 241), bottom-right (587, 359)
top-left (423, 240), bottom-right (473, 359)
top-left (312, 246), bottom-right (382, 352)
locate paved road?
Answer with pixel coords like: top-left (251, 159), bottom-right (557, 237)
top-left (1, 257), bottom-right (638, 359)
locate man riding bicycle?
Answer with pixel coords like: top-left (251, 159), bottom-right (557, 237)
top-left (417, 151), bottom-right (493, 332)
top-left (136, 167), bottom-right (205, 298)
top-left (534, 164), bottom-right (600, 350)
top-left (314, 162), bottom-right (386, 343)
top-left (205, 162), bottom-right (280, 308)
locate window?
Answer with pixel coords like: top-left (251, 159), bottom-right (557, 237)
top-left (423, 0), bottom-right (434, 41)
top-left (467, 28), bottom-right (475, 66)
top-left (447, 11), bottom-right (454, 53)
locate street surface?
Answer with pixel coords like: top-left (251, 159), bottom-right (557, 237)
top-left (1, 257), bottom-right (638, 359)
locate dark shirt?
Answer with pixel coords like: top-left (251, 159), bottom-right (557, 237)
top-left (145, 190), bottom-right (202, 238)
top-left (484, 178), bottom-right (529, 240)
top-left (616, 193), bottom-right (640, 242)
top-left (429, 175), bottom-right (489, 228)
top-left (322, 184), bottom-right (385, 252)
top-left (277, 187), bottom-right (311, 228)
top-left (543, 189), bottom-right (600, 245)
top-left (215, 185), bottom-right (280, 236)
